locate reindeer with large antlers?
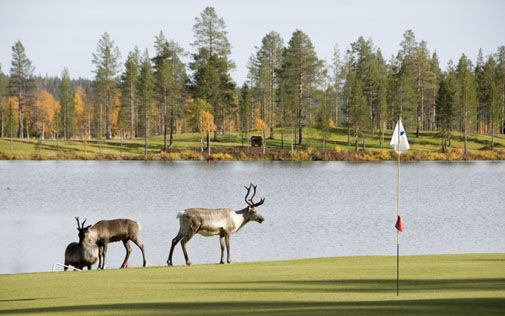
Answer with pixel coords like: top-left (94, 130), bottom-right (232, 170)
top-left (167, 184), bottom-right (265, 266)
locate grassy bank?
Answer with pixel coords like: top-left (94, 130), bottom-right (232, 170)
top-left (1, 128), bottom-right (505, 161)
top-left (0, 254), bottom-right (504, 315)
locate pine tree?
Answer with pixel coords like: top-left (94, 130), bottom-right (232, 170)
top-left (239, 83), bottom-right (252, 146)
top-left (60, 68), bottom-right (75, 139)
top-left (496, 46), bottom-right (505, 134)
top-left (455, 54), bottom-right (478, 155)
top-left (191, 7), bottom-right (236, 139)
top-left (92, 32), bottom-right (121, 140)
top-left (137, 50), bottom-right (154, 156)
top-left (191, 6), bottom-right (233, 67)
top-left (9, 40), bottom-right (34, 138)
top-left (436, 74), bottom-right (456, 152)
top-left (120, 47), bottom-right (140, 139)
top-left (0, 65), bottom-right (7, 137)
top-left (248, 31), bottom-right (284, 139)
top-left (480, 56), bottom-right (501, 149)
top-left (280, 30), bottom-right (321, 145)
top-left (153, 32), bottom-right (187, 150)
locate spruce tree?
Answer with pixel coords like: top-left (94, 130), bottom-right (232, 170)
top-left (137, 50), bottom-right (154, 156)
top-left (153, 32), bottom-right (187, 150)
top-left (456, 54), bottom-right (478, 155)
top-left (280, 30), bottom-right (321, 145)
top-left (92, 32), bottom-right (121, 140)
top-left (9, 40), bottom-right (34, 138)
top-left (120, 47), bottom-right (140, 139)
top-left (60, 68), bottom-right (75, 139)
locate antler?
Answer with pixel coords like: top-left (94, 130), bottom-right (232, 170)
top-left (75, 216), bottom-right (87, 229)
top-left (244, 184), bottom-right (253, 206)
top-left (244, 183), bottom-right (265, 207)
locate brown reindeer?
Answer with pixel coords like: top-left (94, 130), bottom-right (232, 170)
top-left (167, 184), bottom-right (265, 266)
top-left (80, 218), bottom-right (147, 269)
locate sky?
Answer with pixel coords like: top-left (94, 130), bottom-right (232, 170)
top-left (1, 0), bottom-right (504, 84)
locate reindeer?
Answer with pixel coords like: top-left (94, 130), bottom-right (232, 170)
top-left (79, 218), bottom-right (147, 269)
top-left (64, 217), bottom-right (98, 271)
top-left (167, 183), bottom-right (265, 266)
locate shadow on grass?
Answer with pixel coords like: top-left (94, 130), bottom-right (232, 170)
top-left (164, 278), bottom-right (505, 293)
top-left (1, 298), bottom-right (504, 315)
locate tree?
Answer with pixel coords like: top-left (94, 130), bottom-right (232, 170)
top-left (332, 44), bottom-right (344, 127)
top-left (191, 53), bottom-right (236, 139)
top-left (92, 32), bottom-right (121, 140)
top-left (239, 83), bottom-right (252, 146)
top-left (73, 87), bottom-right (91, 139)
top-left (255, 117), bottom-right (268, 154)
top-left (496, 46), bottom-right (505, 134)
top-left (191, 6), bottom-right (232, 66)
top-left (344, 65), bottom-right (369, 151)
top-left (200, 110), bottom-right (217, 154)
top-left (191, 7), bottom-right (236, 140)
top-left (153, 32), bottom-right (187, 150)
top-left (455, 54), bottom-right (478, 155)
top-left (32, 90), bottom-right (60, 140)
top-left (248, 31), bottom-right (284, 138)
top-left (0, 65), bottom-right (8, 137)
top-left (137, 50), bottom-right (155, 157)
top-left (9, 40), bottom-right (34, 138)
top-left (60, 68), bottom-right (75, 139)
top-left (478, 56), bottom-right (501, 149)
top-left (280, 30), bottom-right (321, 145)
top-left (120, 47), bottom-right (140, 139)
top-left (436, 73), bottom-right (456, 152)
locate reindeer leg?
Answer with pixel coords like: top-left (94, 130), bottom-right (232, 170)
top-left (225, 234), bottom-right (232, 264)
top-left (181, 234), bottom-right (195, 266)
top-left (101, 242), bottom-right (108, 269)
top-left (131, 237), bottom-right (147, 267)
top-left (121, 240), bottom-right (132, 268)
top-left (98, 245), bottom-right (103, 269)
top-left (219, 234), bottom-right (226, 264)
top-left (167, 233), bottom-right (183, 266)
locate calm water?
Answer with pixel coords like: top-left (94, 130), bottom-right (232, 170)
top-left (0, 160), bottom-right (504, 274)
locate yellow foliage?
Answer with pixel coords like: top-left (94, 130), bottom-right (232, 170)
top-left (328, 118), bottom-right (336, 129)
top-left (199, 110), bottom-right (217, 134)
top-left (255, 117), bottom-right (268, 132)
top-left (34, 90), bottom-right (60, 138)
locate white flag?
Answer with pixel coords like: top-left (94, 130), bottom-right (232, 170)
top-left (390, 119), bottom-right (410, 153)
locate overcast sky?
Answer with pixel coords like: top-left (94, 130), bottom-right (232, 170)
top-left (1, 0), bottom-right (504, 84)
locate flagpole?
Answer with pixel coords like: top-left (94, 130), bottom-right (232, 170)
top-left (396, 117), bottom-right (401, 296)
top-left (397, 149), bottom-right (400, 296)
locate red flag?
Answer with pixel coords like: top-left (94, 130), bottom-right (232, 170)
top-left (395, 215), bottom-right (405, 232)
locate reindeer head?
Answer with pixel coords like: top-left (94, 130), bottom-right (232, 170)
top-left (244, 183), bottom-right (265, 223)
top-left (75, 217), bottom-right (92, 243)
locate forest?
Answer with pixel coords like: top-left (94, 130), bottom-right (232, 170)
top-left (1, 6), bottom-right (504, 157)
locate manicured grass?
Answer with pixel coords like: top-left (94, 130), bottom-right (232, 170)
top-left (0, 128), bottom-right (504, 160)
top-left (0, 254), bottom-right (504, 315)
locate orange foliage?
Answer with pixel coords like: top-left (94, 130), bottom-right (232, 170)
top-left (255, 117), bottom-right (268, 132)
top-left (34, 90), bottom-right (60, 139)
top-left (199, 110), bottom-right (217, 134)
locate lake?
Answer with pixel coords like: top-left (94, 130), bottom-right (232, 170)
top-left (0, 160), bottom-right (504, 274)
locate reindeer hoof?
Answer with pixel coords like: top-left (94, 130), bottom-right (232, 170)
top-left (167, 260), bottom-right (172, 266)
top-left (227, 260), bottom-right (232, 264)
top-left (186, 261), bottom-right (192, 266)
top-left (219, 260), bottom-right (225, 264)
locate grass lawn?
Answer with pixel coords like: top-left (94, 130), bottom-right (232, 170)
top-left (0, 254), bottom-right (504, 315)
top-left (0, 128), bottom-right (504, 160)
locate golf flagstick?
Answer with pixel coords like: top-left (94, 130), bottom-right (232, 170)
top-left (390, 118), bottom-right (408, 296)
